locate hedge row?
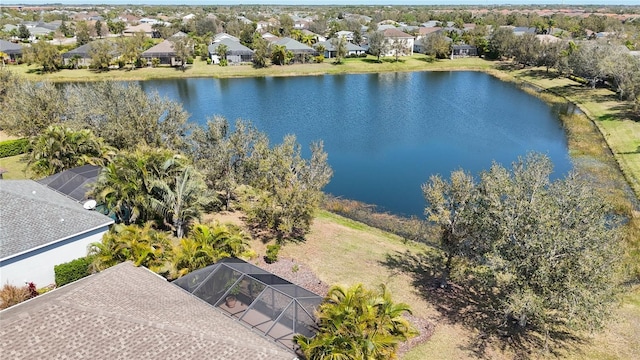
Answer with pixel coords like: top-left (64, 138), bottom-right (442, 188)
top-left (54, 256), bottom-right (94, 287)
top-left (0, 138), bottom-right (29, 158)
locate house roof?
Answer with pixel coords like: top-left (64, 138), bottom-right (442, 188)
top-left (37, 164), bottom-right (101, 202)
top-left (271, 37), bottom-right (315, 53)
top-left (62, 40), bottom-right (118, 58)
top-left (214, 32), bottom-right (239, 42)
top-left (142, 39), bottom-right (175, 57)
top-left (315, 40), bottom-right (366, 52)
top-left (0, 262), bottom-right (294, 359)
top-left (208, 38), bottom-right (254, 55)
top-left (382, 28), bottom-right (414, 39)
top-left (124, 23), bottom-right (154, 34)
top-left (0, 39), bottom-right (23, 55)
top-left (0, 180), bottom-right (113, 260)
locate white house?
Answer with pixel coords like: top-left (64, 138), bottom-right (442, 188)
top-left (0, 180), bottom-right (113, 287)
top-left (381, 28), bottom-right (414, 57)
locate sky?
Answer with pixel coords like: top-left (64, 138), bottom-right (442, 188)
top-left (2, 1), bottom-right (636, 6)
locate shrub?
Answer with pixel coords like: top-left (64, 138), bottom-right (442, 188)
top-left (264, 244), bottom-right (281, 264)
top-left (0, 138), bottom-right (29, 158)
top-left (54, 256), bottom-right (94, 286)
top-left (151, 58), bottom-right (160, 67)
top-left (186, 57), bottom-right (194, 64)
top-left (0, 283), bottom-right (33, 310)
top-left (314, 55), bottom-right (324, 63)
top-left (219, 59), bottom-right (228, 67)
top-left (206, 58), bottom-right (212, 65)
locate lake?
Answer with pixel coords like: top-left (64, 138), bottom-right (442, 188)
top-left (139, 71), bottom-right (571, 217)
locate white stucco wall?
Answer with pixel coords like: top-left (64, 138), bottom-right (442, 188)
top-left (0, 226), bottom-right (109, 287)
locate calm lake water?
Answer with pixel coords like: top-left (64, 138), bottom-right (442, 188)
top-left (139, 71), bottom-right (571, 217)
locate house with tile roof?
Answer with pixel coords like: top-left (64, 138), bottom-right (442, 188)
top-left (381, 28), bottom-right (414, 57)
top-left (0, 180), bottom-right (113, 287)
top-left (0, 262), bottom-right (295, 359)
top-left (141, 39), bottom-right (181, 66)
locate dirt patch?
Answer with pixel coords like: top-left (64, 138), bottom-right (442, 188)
top-left (0, 130), bottom-right (18, 142)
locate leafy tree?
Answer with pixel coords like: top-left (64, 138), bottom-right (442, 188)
top-left (75, 21), bottom-right (91, 46)
top-left (252, 34), bottom-right (270, 68)
top-left (568, 41), bottom-right (607, 88)
top-left (367, 31), bottom-right (387, 62)
top-left (512, 33), bottom-right (541, 67)
top-left (294, 284), bottom-right (418, 360)
top-left (0, 51), bottom-right (7, 67)
top-left (537, 40), bottom-right (565, 73)
top-left (172, 37), bottom-right (192, 71)
top-left (89, 223), bottom-right (172, 273)
top-left (600, 48), bottom-right (640, 101)
top-left (271, 44), bottom-right (288, 65)
top-left (0, 77), bottom-right (65, 137)
top-left (421, 33), bottom-right (451, 59)
top-left (422, 153), bottom-right (623, 341)
top-left (18, 24), bottom-right (30, 40)
top-left (279, 14), bottom-right (294, 37)
top-left (118, 32), bottom-right (146, 69)
top-left (488, 26), bottom-right (516, 60)
top-left (25, 41), bottom-right (61, 72)
top-left (107, 20), bottom-right (126, 36)
top-left (58, 21), bottom-right (72, 37)
top-left (89, 40), bottom-right (114, 70)
top-left (391, 39), bottom-right (409, 62)
top-left (64, 81), bottom-right (190, 150)
top-left (331, 36), bottom-right (347, 64)
top-left (150, 166), bottom-right (209, 239)
top-left (243, 135), bottom-right (333, 241)
top-left (94, 19), bottom-right (103, 38)
top-left (188, 117), bottom-right (262, 210)
top-left (28, 126), bottom-right (113, 177)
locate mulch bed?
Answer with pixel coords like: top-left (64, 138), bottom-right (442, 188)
top-left (255, 256), bottom-right (434, 355)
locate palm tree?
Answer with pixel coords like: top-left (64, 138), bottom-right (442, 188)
top-left (301, 33), bottom-right (316, 47)
top-left (294, 284), bottom-right (417, 360)
top-left (271, 44), bottom-right (288, 65)
top-left (0, 51), bottom-right (7, 67)
top-left (216, 43), bottom-right (229, 65)
top-left (28, 125), bottom-right (113, 177)
top-left (88, 223), bottom-right (171, 273)
top-left (172, 222), bottom-right (252, 277)
top-left (150, 166), bottom-right (208, 238)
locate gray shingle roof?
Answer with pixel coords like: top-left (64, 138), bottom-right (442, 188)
top-left (0, 39), bottom-right (23, 55)
top-left (315, 40), bottom-right (366, 52)
top-left (0, 180), bottom-right (113, 260)
top-left (208, 38), bottom-right (254, 55)
top-left (271, 37), bottom-right (315, 53)
top-left (0, 262), bottom-right (294, 359)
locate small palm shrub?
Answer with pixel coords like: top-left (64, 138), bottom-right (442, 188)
top-left (294, 284), bottom-right (418, 360)
top-left (264, 244), bottom-right (281, 264)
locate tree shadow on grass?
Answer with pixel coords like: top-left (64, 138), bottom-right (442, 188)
top-left (381, 250), bottom-right (586, 358)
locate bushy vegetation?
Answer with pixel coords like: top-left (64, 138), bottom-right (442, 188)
top-left (422, 153), bottom-right (623, 345)
top-left (54, 256), bottom-right (94, 287)
top-left (294, 284), bottom-right (417, 359)
top-left (0, 138), bottom-right (29, 158)
top-left (0, 282), bottom-right (38, 310)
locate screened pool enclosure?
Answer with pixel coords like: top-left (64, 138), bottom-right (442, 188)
top-left (172, 258), bottom-right (321, 350)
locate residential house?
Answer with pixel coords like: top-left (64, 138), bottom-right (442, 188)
top-left (414, 27), bottom-right (445, 53)
top-left (0, 180), bottom-right (113, 287)
top-left (513, 27), bottom-right (537, 36)
top-left (315, 40), bottom-right (366, 58)
top-left (452, 44), bottom-right (478, 58)
top-left (141, 37), bottom-right (189, 66)
top-left (271, 37), bottom-right (316, 63)
top-left (262, 32), bottom-right (280, 43)
top-left (213, 32), bottom-right (239, 43)
top-left (0, 39), bottom-right (23, 62)
top-left (209, 38), bottom-right (254, 65)
top-left (302, 29), bottom-right (326, 43)
top-left (381, 28), bottom-right (414, 57)
top-left (0, 262), bottom-right (294, 359)
top-left (62, 40), bottom-right (118, 67)
top-left (335, 30), bottom-right (354, 42)
top-left (123, 23), bottom-right (156, 37)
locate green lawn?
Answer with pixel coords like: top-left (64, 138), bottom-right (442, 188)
top-left (0, 154), bottom-right (30, 179)
top-left (268, 210), bottom-right (640, 360)
top-left (8, 56), bottom-right (494, 82)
